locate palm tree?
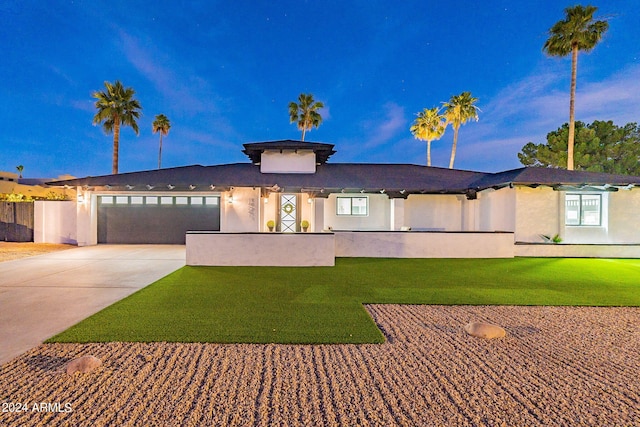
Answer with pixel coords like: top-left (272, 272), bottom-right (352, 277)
top-left (92, 80), bottom-right (142, 174)
top-left (288, 93), bottom-right (324, 141)
top-left (543, 5), bottom-right (608, 171)
top-left (152, 114), bottom-right (171, 169)
top-left (443, 92), bottom-right (480, 169)
top-left (16, 165), bottom-right (24, 179)
top-left (410, 107), bottom-right (447, 166)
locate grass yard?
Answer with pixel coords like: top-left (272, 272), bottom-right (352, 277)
top-left (48, 257), bottom-right (640, 344)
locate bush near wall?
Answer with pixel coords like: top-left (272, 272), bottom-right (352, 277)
top-left (0, 192), bottom-right (69, 202)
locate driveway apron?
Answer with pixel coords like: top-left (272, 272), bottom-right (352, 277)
top-left (0, 245), bottom-right (185, 365)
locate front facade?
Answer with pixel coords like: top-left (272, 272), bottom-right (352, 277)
top-left (44, 140), bottom-right (640, 259)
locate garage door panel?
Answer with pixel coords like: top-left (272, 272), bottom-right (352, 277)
top-left (98, 196), bottom-right (220, 244)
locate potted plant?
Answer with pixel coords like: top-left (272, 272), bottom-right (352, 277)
top-left (540, 233), bottom-right (562, 244)
top-left (266, 220), bottom-right (275, 232)
top-left (301, 220), bottom-right (309, 232)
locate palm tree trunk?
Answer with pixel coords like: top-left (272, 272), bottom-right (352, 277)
top-left (112, 117), bottom-right (120, 174)
top-left (158, 134), bottom-right (163, 169)
top-left (427, 140), bottom-right (432, 167)
top-left (301, 127), bottom-right (306, 141)
top-left (449, 127), bottom-right (459, 169)
top-left (567, 45), bottom-right (578, 171)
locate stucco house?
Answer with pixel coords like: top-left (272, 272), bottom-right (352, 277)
top-left (44, 140), bottom-right (640, 264)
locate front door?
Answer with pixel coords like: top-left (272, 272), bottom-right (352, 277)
top-left (280, 194), bottom-right (298, 232)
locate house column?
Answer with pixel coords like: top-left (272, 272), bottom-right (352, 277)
top-left (313, 197), bottom-right (325, 232)
top-left (390, 198), bottom-right (406, 231)
top-left (76, 188), bottom-right (97, 246)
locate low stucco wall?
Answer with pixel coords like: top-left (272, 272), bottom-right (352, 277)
top-left (335, 231), bottom-right (515, 258)
top-left (515, 243), bottom-right (640, 258)
top-left (33, 200), bottom-right (77, 244)
top-left (186, 232), bottom-right (335, 266)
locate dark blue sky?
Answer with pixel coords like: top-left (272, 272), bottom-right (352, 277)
top-left (1, 1), bottom-right (638, 178)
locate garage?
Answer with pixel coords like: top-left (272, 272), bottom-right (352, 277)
top-left (97, 195), bottom-right (220, 244)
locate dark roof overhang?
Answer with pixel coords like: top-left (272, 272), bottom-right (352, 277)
top-left (242, 140), bottom-right (336, 165)
top-left (470, 167), bottom-right (640, 191)
top-left (47, 163), bottom-right (640, 199)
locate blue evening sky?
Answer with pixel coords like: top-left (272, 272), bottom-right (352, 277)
top-left (1, 1), bottom-right (638, 178)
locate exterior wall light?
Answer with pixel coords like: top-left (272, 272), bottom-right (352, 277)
top-left (77, 194), bottom-right (85, 203)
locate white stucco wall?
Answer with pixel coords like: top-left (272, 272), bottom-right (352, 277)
top-left (335, 231), bottom-right (514, 258)
top-left (598, 189), bottom-right (640, 243)
top-left (514, 187), bottom-right (561, 243)
top-left (75, 189), bottom-right (97, 246)
top-left (33, 200), bottom-right (77, 244)
top-left (313, 197), bottom-right (325, 232)
top-left (404, 194), bottom-right (462, 231)
top-left (186, 232), bottom-right (335, 266)
top-left (391, 198), bottom-right (405, 231)
top-left (512, 186), bottom-right (640, 244)
top-left (478, 188), bottom-right (516, 232)
top-left (222, 187), bottom-right (261, 232)
top-left (260, 151), bottom-right (316, 173)
top-left (324, 193), bottom-right (390, 230)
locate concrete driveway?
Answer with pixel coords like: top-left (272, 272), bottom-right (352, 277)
top-left (0, 245), bottom-right (185, 365)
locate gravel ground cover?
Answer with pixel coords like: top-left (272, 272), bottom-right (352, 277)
top-left (1, 305), bottom-right (638, 426)
top-left (0, 243), bottom-right (74, 262)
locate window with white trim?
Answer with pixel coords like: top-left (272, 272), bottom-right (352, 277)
top-left (565, 194), bottom-right (601, 226)
top-left (336, 196), bottom-right (368, 216)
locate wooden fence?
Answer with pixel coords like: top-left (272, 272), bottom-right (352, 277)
top-left (0, 202), bottom-right (34, 242)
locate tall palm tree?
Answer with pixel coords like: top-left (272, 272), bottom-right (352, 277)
top-left (443, 91), bottom-right (480, 169)
top-left (92, 80), bottom-right (142, 174)
top-left (152, 114), bottom-right (171, 169)
top-left (543, 5), bottom-right (608, 171)
top-left (15, 165), bottom-right (24, 179)
top-left (410, 107), bottom-right (447, 166)
top-left (288, 93), bottom-right (324, 141)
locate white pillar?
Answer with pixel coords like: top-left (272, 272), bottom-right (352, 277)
top-left (391, 198), bottom-right (405, 230)
top-left (313, 198), bottom-right (325, 231)
top-left (76, 189), bottom-right (97, 246)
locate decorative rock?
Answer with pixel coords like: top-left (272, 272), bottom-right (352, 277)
top-left (65, 355), bottom-right (102, 375)
top-left (464, 322), bottom-right (506, 339)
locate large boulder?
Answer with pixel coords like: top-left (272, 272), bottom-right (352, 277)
top-left (464, 322), bottom-right (506, 339)
top-left (65, 355), bottom-right (102, 375)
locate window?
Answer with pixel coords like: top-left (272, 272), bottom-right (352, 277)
top-left (565, 194), bottom-right (601, 226)
top-left (336, 197), bottom-right (368, 216)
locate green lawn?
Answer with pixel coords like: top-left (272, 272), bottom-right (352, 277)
top-left (48, 257), bottom-right (640, 344)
